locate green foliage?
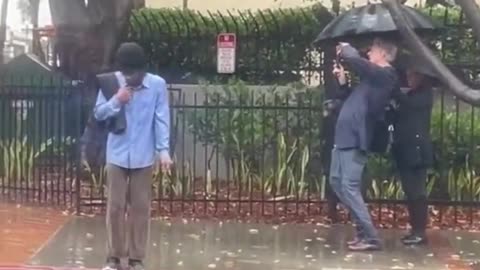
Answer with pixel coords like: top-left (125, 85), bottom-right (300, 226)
top-left (178, 80), bottom-right (480, 201)
top-left (127, 4), bottom-right (332, 84)
top-left (420, 6), bottom-right (480, 64)
top-left (182, 79), bottom-right (323, 197)
top-left (0, 136), bottom-right (74, 184)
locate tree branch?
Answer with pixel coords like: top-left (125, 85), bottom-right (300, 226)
top-left (382, 0), bottom-right (480, 105)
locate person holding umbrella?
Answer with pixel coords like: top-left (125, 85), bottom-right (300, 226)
top-left (391, 58), bottom-right (436, 245)
top-left (330, 37), bottom-right (398, 251)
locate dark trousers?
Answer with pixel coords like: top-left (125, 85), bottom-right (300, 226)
top-left (399, 167), bottom-right (428, 235)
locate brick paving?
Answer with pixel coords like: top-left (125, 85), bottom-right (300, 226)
top-left (0, 203), bottom-right (70, 265)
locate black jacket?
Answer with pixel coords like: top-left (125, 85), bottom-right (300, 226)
top-left (392, 85), bottom-right (434, 169)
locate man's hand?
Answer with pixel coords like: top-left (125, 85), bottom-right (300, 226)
top-left (336, 42), bottom-right (350, 56)
top-left (115, 87), bottom-right (132, 104)
top-left (333, 60), bottom-right (347, 85)
top-left (158, 151), bottom-right (173, 174)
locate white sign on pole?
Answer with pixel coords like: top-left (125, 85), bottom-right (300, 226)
top-left (217, 33), bottom-right (236, 74)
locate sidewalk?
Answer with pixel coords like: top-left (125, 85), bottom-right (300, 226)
top-left (0, 203), bottom-right (69, 265)
top-left (27, 216), bottom-right (480, 270)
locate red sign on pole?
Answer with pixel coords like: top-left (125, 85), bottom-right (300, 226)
top-left (217, 33), bottom-right (236, 74)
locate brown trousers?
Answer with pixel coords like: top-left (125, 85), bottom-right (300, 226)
top-left (106, 164), bottom-right (152, 260)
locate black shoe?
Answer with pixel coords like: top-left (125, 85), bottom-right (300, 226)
top-left (102, 257), bottom-right (120, 270)
top-left (402, 234), bottom-right (428, 245)
top-left (129, 259), bottom-right (145, 270)
top-left (401, 232), bottom-right (413, 241)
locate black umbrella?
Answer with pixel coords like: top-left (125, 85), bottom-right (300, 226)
top-left (313, 3), bottom-right (439, 44)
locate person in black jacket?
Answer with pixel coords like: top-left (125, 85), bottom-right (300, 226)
top-left (392, 61), bottom-right (436, 245)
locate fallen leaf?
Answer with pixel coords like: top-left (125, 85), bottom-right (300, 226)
top-left (451, 254), bottom-right (460, 260)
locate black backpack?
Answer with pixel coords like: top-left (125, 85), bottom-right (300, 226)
top-left (79, 72), bottom-right (126, 168)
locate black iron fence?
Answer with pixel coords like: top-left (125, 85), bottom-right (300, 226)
top-left (1, 5), bottom-right (480, 229)
top-left (2, 78), bottom-right (480, 228)
top-left (0, 77), bottom-right (81, 207)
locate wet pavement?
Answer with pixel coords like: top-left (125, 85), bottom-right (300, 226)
top-left (0, 203), bottom-right (69, 265)
top-left (27, 216), bottom-right (480, 270)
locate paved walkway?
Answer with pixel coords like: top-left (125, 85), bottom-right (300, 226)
top-left (0, 204), bottom-right (69, 265)
top-left (2, 203), bottom-right (480, 270)
top-left (27, 217), bottom-right (480, 270)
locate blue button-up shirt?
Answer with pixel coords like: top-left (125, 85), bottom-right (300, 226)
top-left (94, 72), bottom-right (170, 169)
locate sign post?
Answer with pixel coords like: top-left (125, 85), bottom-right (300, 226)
top-left (217, 33), bottom-right (236, 74)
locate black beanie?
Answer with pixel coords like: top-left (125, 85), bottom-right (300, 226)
top-left (115, 42), bottom-right (147, 73)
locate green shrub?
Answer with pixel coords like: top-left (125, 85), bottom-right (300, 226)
top-left (127, 4), bottom-right (333, 84)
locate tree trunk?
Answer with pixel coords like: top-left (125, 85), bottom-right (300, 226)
top-left (382, 0), bottom-right (480, 106)
top-left (49, 0), bottom-right (135, 79)
top-left (0, 0), bottom-right (9, 64)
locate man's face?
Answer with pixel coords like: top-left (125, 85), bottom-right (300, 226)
top-left (367, 45), bottom-right (385, 64)
top-left (406, 69), bottom-right (424, 90)
top-left (123, 71), bottom-right (146, 88)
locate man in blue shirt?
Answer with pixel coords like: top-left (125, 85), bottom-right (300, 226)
top-left (330, 38), bottom-right (398, 251)
top-left (95, 42), bottom-right (172, 270)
